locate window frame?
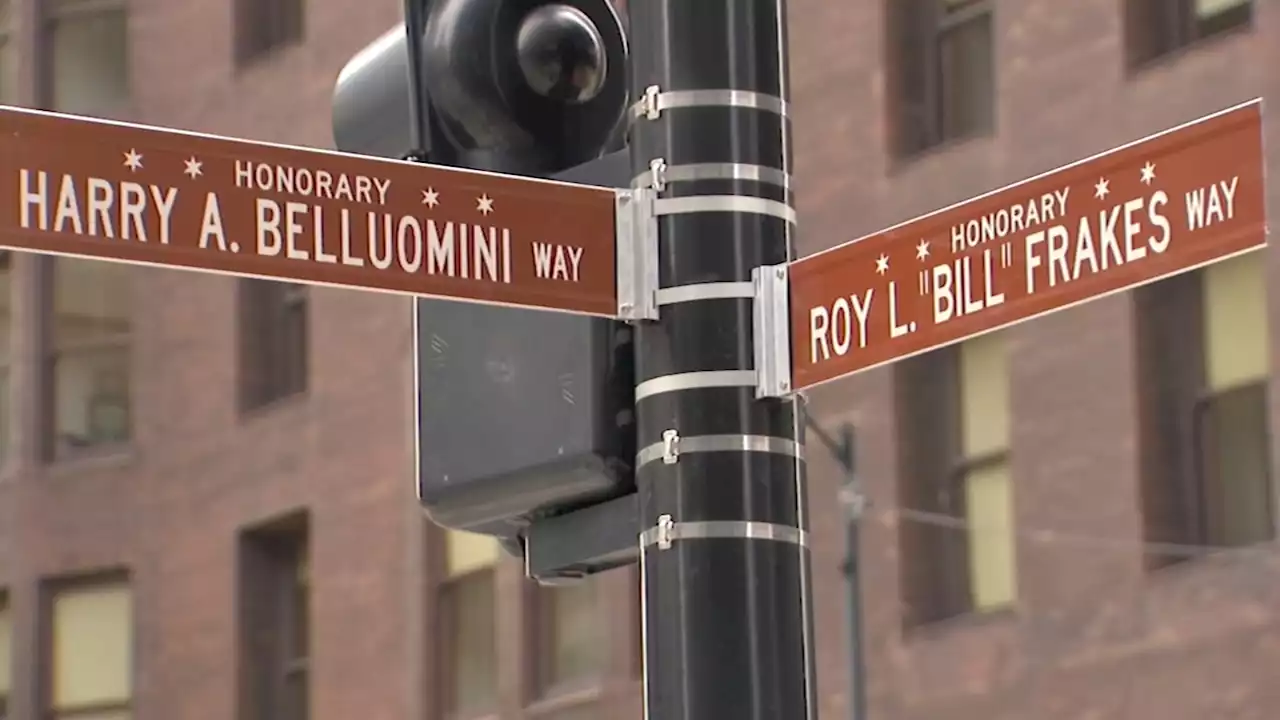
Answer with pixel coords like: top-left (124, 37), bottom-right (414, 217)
top-left (1136, 265), bottom-right (1274, 569)
top-left (39, 569), bottom-right (134, 720)
top-left (897, 336), bottom-right (1014, 627)
top-left (897, 345), bottom-right (967, 626)
top-left (1190, 379), bottom-right (1274, 547)
top-left (41, 0), bottom-right (131, 115)
top-left (233, 0), bottom-right (304, 68)
top-left (888, 0), bottom-right (995, 158)
top-left (1126, 0), bottom-right (1253, 69)
top-left (38, 256), bottom-right (133, 463)
top-left (526, 580), bottom-right (607, 701)
top-left (238, 279), bottom-right (309, 414)
top-left (436, 565), bottom-right (499, 719)
top-left (237, 510), bottom-right (310, 720)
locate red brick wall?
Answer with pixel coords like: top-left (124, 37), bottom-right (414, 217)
top-left (5, 1), bottom-right (1280, 719)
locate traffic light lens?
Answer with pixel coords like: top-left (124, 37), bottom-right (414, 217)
top-left (515, 4), bottom-right (607, 105)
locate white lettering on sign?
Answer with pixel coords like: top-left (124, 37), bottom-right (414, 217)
top-left (532, 242), bottom-right (584, 282)
top-left (1184, 176), bottom-right (1238, 231)
top-left (808, 288), bottom-right (873, 364)
top-left (1023, 191), bottom-right (1171, 295)
top-left (19, 169), bottom-right (178, 243)
top-left (234, 160), bottom-right (391, 205)
top-left (950, 187), bottom-right (1071, 253)
top-left (801, 168), bottom-right (1252, 366)
top-left (251, 200), bottom-right (514, 283)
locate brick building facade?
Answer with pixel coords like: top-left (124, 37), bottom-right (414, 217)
top-left (0, 0), bottom-right (1276, 719)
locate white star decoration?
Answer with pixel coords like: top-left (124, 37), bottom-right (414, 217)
top-left (1094, 177), bottom-right (1110, 199)
top-left (477, 194), bottom-right (495, 215)
top-left (1140, 161), bottom-right (1156, 185)
top-left (183, 157), bottom-right (203, 179)
top-left (123, 149), bottom-right (143, 172)
top-left (422, 188), bottom-right (440, 207)
top-left (915, 239), bottom-right (930, 261)
top-left (875, 254), bottom-right (889, 275)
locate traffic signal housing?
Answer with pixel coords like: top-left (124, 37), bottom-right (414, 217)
top-left (332, 0), bottom-right (634, 557)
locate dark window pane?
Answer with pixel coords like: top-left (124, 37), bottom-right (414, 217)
top-left (239, 280), bottom-right (308, 411)
top-left (1198, 382), bottom-right (1273, 547)
top-left (235, 0), bottom-right (304, 65)
top-left (938, 11), bottom-right (994, 142)
top-left (282, 670), bottom-right (307, 720)
top-left (444, 571), bottom-right (497, 714)
top-left (1134, 273), bottom-right (1205, 566)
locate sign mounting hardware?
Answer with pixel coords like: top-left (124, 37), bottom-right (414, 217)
top-left (753, 263), bottom-right (792, 398)
top-left (615, 187), bottom-right (659, 322)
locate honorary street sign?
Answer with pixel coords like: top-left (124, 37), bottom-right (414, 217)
top-left (789, 99), bottom-right (1267, 391)
top-left (0, 106), bottom-right (619, 316)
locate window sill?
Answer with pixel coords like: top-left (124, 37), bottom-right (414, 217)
top-left (42, 444), bottom-right (138, 479)
top-left (238, 390), bottom-right (309, 424)
top-left (885, 128), bottom-right (998, 179)
top-left (1144, 538), bottom-right (1275, 579)
top-left (902, 602), bottom-right (1017, 644)
top-left (233, 39), bottom-right (305, 79)
top-left (525, 681), bottom-right (604, 717)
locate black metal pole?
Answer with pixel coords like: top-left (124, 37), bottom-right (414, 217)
top-left (628, 1), bottom-right (813, 718)
top-left (836, 428), bottom-right (868, 720)
top-left (400, 0), bottom-right (432, 162)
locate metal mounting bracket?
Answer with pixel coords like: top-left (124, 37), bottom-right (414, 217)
top-left (615, 188), bottom-right (659, 322)
top-left (661, 429), bottom-right (680, 464)
top-left (753, 263), bottom-right (793, 398)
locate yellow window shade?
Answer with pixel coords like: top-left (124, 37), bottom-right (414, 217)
top-left (0, 602), bottom-right (10, 695)
top-left (959, 332), bottom-right (1010, 458)
top-left (445, 531), bottom-right (499, 577)
top-left (965, 462), bottom-right (1017, 610)
top-left (1203, 252), bottom-right (1268, 391)
top-left (1195, 0), bottom-right (1249, 19)
top-left (52, 582), bottom-right (133, 709)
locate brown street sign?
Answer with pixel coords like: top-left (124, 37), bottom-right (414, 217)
top-left (789, 99), bottom-right (1267, 392)
top-left (0, 106), bottom-right (620, 317)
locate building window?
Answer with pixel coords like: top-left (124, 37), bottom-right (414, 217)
top-left (0, 1), bottom-right (15, 104)
top-left (44, 573), bottom-right (133, 720)
top-left (530, 577), bottom-right (605, 699)
top-left (888, 0), bottom-right (994, 157)
top-left (0, 252), bottom-right (11, 465)
top-left (438, 531), bottom-right (498, 718)
top-left (1138, 253), bottom-right (1272, 568)
top-left (44, 257), bottom-right (131, 461)
top-left (0, 591), bottom-right (10, 719)
top-left (235, 0), bottom-right (304, 67)
top-left (239, 511), bottom-right (310, 720)
top-left (897, 332), bottom-right (1016, 626)
top-left (45, 0), bottom-right (130, 114)
top-left (238, 280), bottom-right (308, 412)
top-left (1126, 0), bottom-right (1252, 67)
